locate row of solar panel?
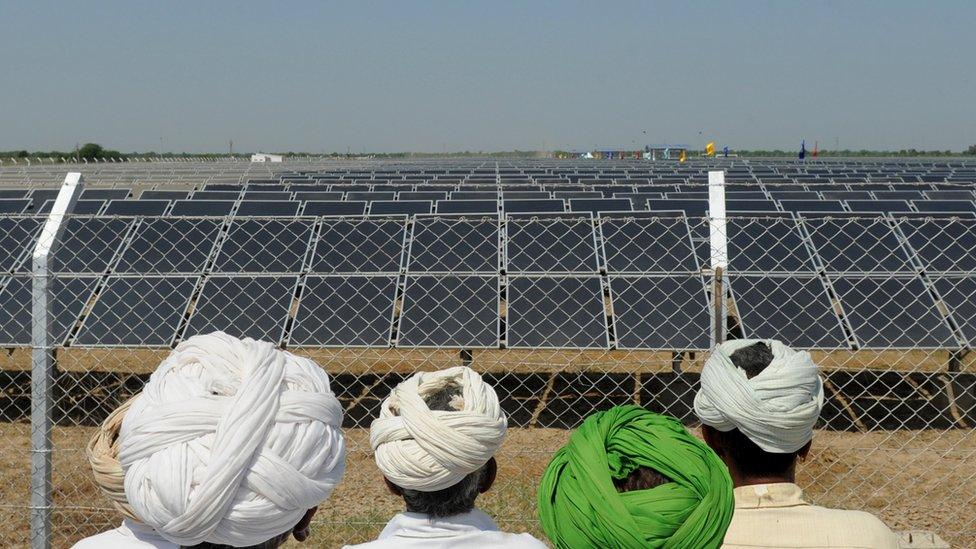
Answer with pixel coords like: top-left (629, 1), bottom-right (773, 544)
top-left (2, 212), bottom-right (974, 277)
top-left (1, 273), bottom-right (972, 349)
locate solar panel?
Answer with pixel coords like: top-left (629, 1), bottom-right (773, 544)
top-left (553, 191), bottom-right (603, 200)
top-left (184, 276), bottom-right (297, 342)
top-left (205, 183), bottom-right (243, 191)
top-left (0, 218), bottom-right (42, 273)
top-left (507, 276), bottom-right (608, 349)
top-left (506, 213), bottom-right (598, 273)
top-left (51, 218), bottom-right (131, 273)
top-left (924, 190), bottom-right (974, 201)
top-left (311, 216), bottom-right (407, 273)
top-left (407, 215), bottom-right (499, 273)
top-left (0, 199), bottom-right (30, 214)
top-left (294, 191), bottom-right (345, 202)
top-left (28, 190), bottom-right (59, 204)
top-left (891, 213), bottom-right (976, 273)
top-left (847, 200), bottom-right (912, 213)
top-left (289, 275), bottom-right (397, 347)
top-left (304, 201), bottom-right (367, 216)
top-left (0, 276), bottom-right (98, 345)
top-left (38, 199), bottom-right (104, 215)
top-left (569, 198), bottom-right (632, 214)
top-left (116, 218), bottom-right (222, 274)
top-left (451, 191), bottom-right (498, 200)
top-left (213, 219), bottom-right (314, 273)
top-left (727, 213), bottom-right (816, 272)
top-left (191, 191), bottom-right (240, 201)
top-left (347, 191), bottom-right (396, 202)
top-left (829, 276), bottom-right (955, 348)
top-left (235, 201), bottom-right (301, 217)
top-left (242, 191), bottom-right (292, 201)
top-left (932, 276), bottom-right (976, 346)
top-left (647, 199), bottom-right (707, 216)
top-left (911, 200), bottom-right (976, 213)
top-left (503, 191), bottom-right (550, 200)
top-left (0, 190), bottom-right (29, 199)
top-left (170, 200), bottom-right (235, 216)
top-left (398, 275), bottom-right (498, 348)
top-left (74, 276), bottom-right (196, 346)
top-left (822, 191), bottom-right (872, 201)
top-left (81, 189), bottom-right (130, 201)
top-left (801, 213), bottom-right (914, 273)
top-left (399, 191), bottom-right (448, 202)
top-left (104, 200), bottom-right (169, 216)
top-left (609, 275), bottom-right (710, 350)
top-left (875, 191), bottom-right (924, 201)
top-left (503, 199), bottom-right (565, 213)
top-left (436, 200), bottom-right (497, 214)
top-left (139, 190), bottom-right (190, 201)
top-left (781, 200), bottom-right (845, 213)
top-left (369, 200), bottom-right (432, 216)
top-left (600, 212), bottom-right (698, 273)
top-left (731, 275), bottom-right (848, 348)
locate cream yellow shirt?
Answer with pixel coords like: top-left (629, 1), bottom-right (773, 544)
top-left (723, 483), bottom-right (900, 548)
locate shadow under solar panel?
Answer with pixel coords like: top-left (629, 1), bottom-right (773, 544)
top-left (398, 275), bottom-right (498, 348)
top-left (609, 275), bottom-right (711, 350)
top-left (506, 275), bottom-right (608, 349)
top-left (74, 276), bottom-right (197, 346)
top-left (184, 276), bottom-right (297, 343)
top-left (289, 275), bottom-right (397, 347)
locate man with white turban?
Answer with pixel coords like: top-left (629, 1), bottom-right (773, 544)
top-left (346, 366), bottom-right (546, 548)
top-left (694, 340), bottom-right (899, 548)
top-left (74, 332), bottom-right (346, 548)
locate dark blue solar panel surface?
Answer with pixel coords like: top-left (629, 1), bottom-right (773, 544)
top-left (503, 199), bottom-right (564, 213)
top-left (727, 213), bottom-right (816, 272)
top-left (506, 214), bottom-right (598, 273)
top-left (38, 200), bottom-right (104, 215)
top-left (116, 218), bottom-right (222, 273)
top-left (408, 215), bottom-right (498, 272)
top-left (932, 276), bottom-right (976, 346)
top-left (294, 191), bottom-right (344, 202)
top-left (892, 214), bottom-right (976, 272)
top-left (437, 200), bottom-right (497, 214)
top-left (731, 275), bottom-right (847, 348)
top-left (289, 275), bottom-right (397, 347)
top-left (0, 276), bottom-right (98, 345)
top-left (242, 191), bottom-right (292, 201)
top-left (600, 212), bottom-right (698, 273)
top-left (235, 201), bottom-right (301, 217)
top-left (51, 218), bottom-right (131, 273)
top-left (781, 200), bottom-right (845, 213)
top-left (185, 276), bottom-right (296, 342)
top-left (81, 189), bottom-right (130, 201)
top-left (191, 191), bottom-right (240, 201)
top-left (912, 200), bottom-right (976, 213)
top-left (846, 200), bottom-right (912, 213)
top-left (802, 214), bottom-right (914, 273)
top-left (0, 199), bottom-right (30, 213)
top-left (830, 276), bottom-right (955, 348)
top-left (569, 198), bottom-right (632, 214)
top-left (398, 275), bottom-right (498, 347)
top-left (0, 218), bottom-right (42, 273)
top-left (104, 200), bottom-right (169, 216)
top-left (609, 276), bottom-right (710, 349)
top-left (140, 191), bottom-right (190, 201)
top-left (75, 276), bottom-right (197, 346)
top-left (369, 200), bottom-right (432, 216)
top-left (311, 217), bottom-right (406, 273)
top-left (304, 201), bottom-right (367, 216)
top-left (507, 276), bottom-right (607, 348)
top-left (214, 219), bottom-right (314, 272)
top-left (170, 200), bottom-right (235, 216)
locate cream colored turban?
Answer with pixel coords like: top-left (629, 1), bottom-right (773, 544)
top-left (370, 366), bottom-right (507, 492)
top-left (117, 332), bottom-right (345, 547)
top-left (694, 339), bottom-right (824, 453)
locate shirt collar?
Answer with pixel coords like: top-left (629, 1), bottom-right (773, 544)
top-left (378, 509), bottom-right (499, 539)
top-left (733, 482), bottom-right (808, 509)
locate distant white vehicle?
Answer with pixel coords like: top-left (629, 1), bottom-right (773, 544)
top-left (251, 153), bottom-right (283, 162)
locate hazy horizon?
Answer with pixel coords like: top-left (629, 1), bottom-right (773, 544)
top-left (2, 1), bottom-right (974, 153)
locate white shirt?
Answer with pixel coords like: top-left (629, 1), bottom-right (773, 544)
top-left (344, 509), bottom-right (548, 549)
top-left (722, 483), bottom-right (901, 548)
top-left (72, 520), bottom-right (178, 549)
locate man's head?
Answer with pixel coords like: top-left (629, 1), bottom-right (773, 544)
top-left (370, 367), bottom-right (507, 517)
top-left (91, 332), bottom-right (346, 548)
top-left (537, 406), bottom-right (733, 548)
top-left (694, 340), bottom-right (823, 484)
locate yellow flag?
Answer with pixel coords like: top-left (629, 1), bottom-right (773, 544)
top-left (679, 150), bottom-right (686, 163)
top-left (705, 142), bottom-right (715, 156)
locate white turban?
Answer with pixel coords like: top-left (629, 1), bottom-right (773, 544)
top-left (370, 366), bottom-right (507, 492)
top-left (694, 339), bottom-right (824, 453)
top-left (118, 332), bottom-right (346, 547)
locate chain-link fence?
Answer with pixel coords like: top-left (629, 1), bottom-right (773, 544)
top-left (2, 208), bottom-right (975, 547)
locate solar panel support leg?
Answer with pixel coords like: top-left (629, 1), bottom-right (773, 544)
top-left (30, 172), bottom-right (83, 549)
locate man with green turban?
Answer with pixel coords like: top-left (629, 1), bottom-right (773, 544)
top-left (537, 405), bottom-right (733, 548)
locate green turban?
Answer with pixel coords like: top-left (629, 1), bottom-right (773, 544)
top-left (537, 405), bottom-right (733, 548)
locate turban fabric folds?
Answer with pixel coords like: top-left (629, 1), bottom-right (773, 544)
top-left (694, 339), bottom-right (824, 453)
top-left (537, 406), bottom-right (733, 549)
top-left (370, 366), bottom-right (507, 492)
top-left (117, 332), bottom-right (346, 547)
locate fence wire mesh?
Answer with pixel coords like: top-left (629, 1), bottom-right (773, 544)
top-left (1, 210), bottom-right (974, 547)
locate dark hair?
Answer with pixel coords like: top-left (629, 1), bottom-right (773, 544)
top-left (712, 342), bottom-right (800, 476)
top-left (613, 466), bottom-right (672, 493)
top-left (395, 381), bottom-right (487, 518)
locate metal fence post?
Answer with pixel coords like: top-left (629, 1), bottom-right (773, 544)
top-left (708, 170), bottom-right (728, 346)
top-left (30, 172), bottom-right (84, 549)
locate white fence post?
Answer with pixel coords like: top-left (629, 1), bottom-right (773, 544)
top-left (708, 170), bottom-right (728, 346)
top-left (30, 172), bottom-right (84, 549)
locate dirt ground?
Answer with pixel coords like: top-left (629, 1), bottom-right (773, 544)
top-left (1, 423), bottom-right (973, 548)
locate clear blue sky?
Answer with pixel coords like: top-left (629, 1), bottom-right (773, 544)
top-left (2, 1), bottom-right (973, 153)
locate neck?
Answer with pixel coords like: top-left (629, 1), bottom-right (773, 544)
top-left (728, 464), bottom-right (796, 489)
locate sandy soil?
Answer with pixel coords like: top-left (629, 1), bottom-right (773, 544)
top-left (1, 424), bottom-right (972, 548)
